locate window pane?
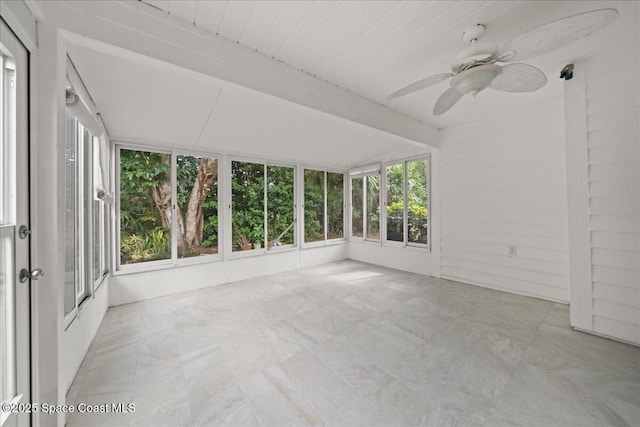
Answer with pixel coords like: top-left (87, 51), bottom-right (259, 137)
top-left (119, 149), bottom-right (172, 264)
top-left (327, 172), bottom-right (344, 239)
top-left (1, 232), bottom-right (15, 404)
top-left (64, 112), bottom-right (76, 315)
top-left (407, 159), bottom-right (429, 244)
top-left (267, 165), bottom-right (294, 248)
top-left (232, 161), bottom-right (264, 251)
top-left (386, 164), bottom-right (404, 242)
top-left (0, 57), bottom-right (15, 226)
top-left (102, 203), bottom-right (110, 275)
top-left (304, 169), bottom-right (325, 243)
top-left (93, 199), bottom-right (101, 281)
top-left (366, 175), bottom-right (380, 241)
top-left (177, 155), bottom-right (218, 258)
top-left (351, 177), bottom-right (363, 238)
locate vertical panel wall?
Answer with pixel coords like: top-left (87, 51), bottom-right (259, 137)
top-left (439, 99), bottom-right (569, 302)
top-left (569, 3), bottom-right (640, 344)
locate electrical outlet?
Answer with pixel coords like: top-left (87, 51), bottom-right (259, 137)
top-left (508, 245), bottom-right (517, 257)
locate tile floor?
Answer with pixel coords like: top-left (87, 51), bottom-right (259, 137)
top-left (66, 260), bottom-right (640, 427)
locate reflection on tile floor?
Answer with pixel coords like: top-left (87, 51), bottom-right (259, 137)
top-left (66, 260), bottom-right (640, 426)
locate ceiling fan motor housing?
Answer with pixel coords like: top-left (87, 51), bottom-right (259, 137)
top-left (462, 24), bottom-right (486, 44)
top-left (451, 64), bottom-right (501, 97)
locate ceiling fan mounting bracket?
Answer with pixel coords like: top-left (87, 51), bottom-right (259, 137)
top-left (462, 24), bottom-right (485, 44)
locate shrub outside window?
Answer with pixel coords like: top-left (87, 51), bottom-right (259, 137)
top-left (326, 172), bottom-right (344, 240)
top-left (119, 149), bottom-right (172, 264)
top-left (386, 163), bottom-right (404, 242)
top-left (406, 158), bottom-right (429, 245)
top-left (303, 169), bottom-right (325, 243)
top-left (351, 176), bottom-right (363, 238)
top-left (231, 161), bottom-right (295, 253)
top-left (384, 157), bottom-right (430, 247)
top-left (303, 169), bottom-right (345, 244)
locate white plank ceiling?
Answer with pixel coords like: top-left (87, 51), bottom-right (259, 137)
top-left (139, 0), bottom-right (626, 128)
top-left (65, 0), bottom-right (631, 165)
top-left (67, 42), bottom-right (428, 168)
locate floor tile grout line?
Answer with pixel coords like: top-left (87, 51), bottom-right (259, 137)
top-left (236, 378), bottom-right (265, 427)
top-left (304, 349), bottom-right (396, 426)
top-left (177, 352), bottom-right (196, 427)
top-left (487, 301), bottom-right (555, 424)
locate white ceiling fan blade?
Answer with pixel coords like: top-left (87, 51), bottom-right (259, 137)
top-left (387, 73), bottom-right (453, 100)
top-left (490, 63), bottom-right (547, 93)
top-left (433, 87), bottom-right (463, 116)
top-left (498, 8), bottom-right (619, 62)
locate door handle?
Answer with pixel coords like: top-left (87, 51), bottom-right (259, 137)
top-left (19, 268), bottom-right (44, 283)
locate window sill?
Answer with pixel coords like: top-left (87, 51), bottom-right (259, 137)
top-left (227, 245), bottom-right (298, 260)
top-left (114, 254), bottom-right (222, 276)
top-left (301, 239), bottom-right (347, 249)
top-left (348, 239), bottom-right (431, 252)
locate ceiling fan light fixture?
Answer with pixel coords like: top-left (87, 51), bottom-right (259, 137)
top-left (450, 64), bottom-right (501, 96)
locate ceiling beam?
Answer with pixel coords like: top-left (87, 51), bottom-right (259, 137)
top-left (56, 0), bottom-right (439, 147)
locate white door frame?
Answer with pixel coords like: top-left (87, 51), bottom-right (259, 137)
top-left (0, 17), bottom-right (32, 427)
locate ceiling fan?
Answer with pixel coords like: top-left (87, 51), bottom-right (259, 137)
top-left (387, 8), bottom-right (619, 115)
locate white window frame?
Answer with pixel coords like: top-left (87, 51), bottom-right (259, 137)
top-left (301, 167), bottom-right (347, 248)
top-left (349, 164), bottom-right (381, 244)
top-left (228, 156), bottom-right (298, 259)
top-left (382, 155), bottom-right (431, 249)
top-left (93, 134), bottom-right (111, 292)
top-left (115, 144), bottom-right (223, 273)
top-left (64, 114), bottom-right (102, 328)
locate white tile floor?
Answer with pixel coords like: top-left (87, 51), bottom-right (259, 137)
top-left (67, 260), bottom-right (640, 427)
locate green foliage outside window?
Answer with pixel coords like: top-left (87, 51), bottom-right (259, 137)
top-left (231, 162), bottom-right (295, 251)
top-left (119, 150), bottom-right (219, 264)
top-left (385, 159), bottom-right (429, 244)
top-left (304, 170), bottom-right (324, 242)
top-left (327, 172), bottom-right (344, 239)
top-left (120, 150), bottom-right (171, 263)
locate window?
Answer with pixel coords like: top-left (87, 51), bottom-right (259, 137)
top-left (327, 172), bottom-right (344, 239)
top-left (386, 163), bottom-right (404, 242)
top-left (177, 154), bottom-right (219, 258)
top-left (350, 172), bottom-right (380, 241)
top-left (92, 135), bottom-right (111, 288)
top-left (304, 169), bottom-right (325, 243)
top-left (351, 176), bottom-right (363, 238)
top-left (64, 111), bottom-right (78, 316)
top-left (231, 161), bottom-right (295, 252)
top-left (384, 157), bottom-right (430, 247)
top-left (267, 165), bottom-right (295, 248)
top-left (366, 175), bottom-right (380, 240)
top-left (119, 149), bottom-right (172, 264)
top-left (118, 148), bottom-right (219, 266)
top-left (64, 111), bottom-right (111, 322)
top-left (231, 161), bottom-right (264, 251)
top-left (303, 169), bottom-right (345, 244)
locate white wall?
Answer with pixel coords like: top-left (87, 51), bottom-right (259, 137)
top-left (565, 2), bottom-right (640, 345)
top-left (439, 99), bottom-right (570, 302)
top-left (62, 280), bottom-right (109, 392)
top-left (110, 244), bottom-right (347, 306)
top-left (348, 243), bottom-right (432, 276)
